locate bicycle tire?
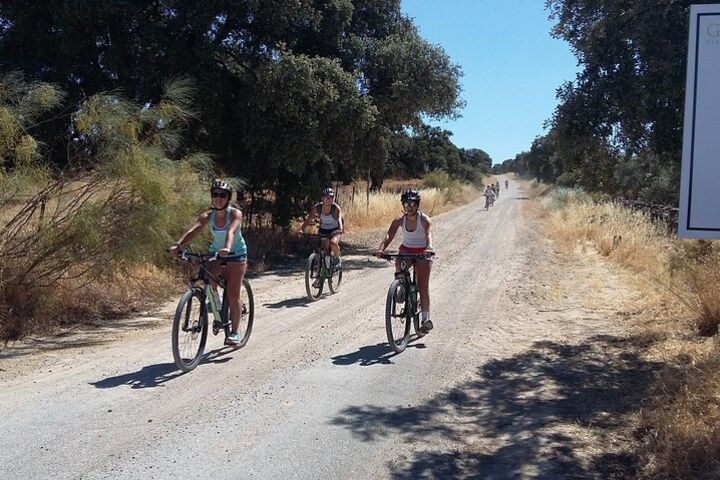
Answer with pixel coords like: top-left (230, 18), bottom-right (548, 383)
top-left (172, 287), bottom-right (208, 372)
top-left (328, 263), bottom-right (343, 294)
top-left (235, 278), bottom-right (255, 347)
top-left (385, 279), bottom-right (411, 353)
top-left (411, 293), bottom-right (425, 339)
top-left (305, 252), bottom-right (324, 301)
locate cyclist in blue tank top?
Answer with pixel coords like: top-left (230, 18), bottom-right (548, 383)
top-left (169, 180), bottom-right (248, 346)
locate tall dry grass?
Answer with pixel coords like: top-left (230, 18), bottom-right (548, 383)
top-left (535, 185), bottom-right (720, 479)
top-left (341, 183), bottom-right (479, 231)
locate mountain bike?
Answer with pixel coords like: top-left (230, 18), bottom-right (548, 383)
top-left (485, 195), bottom-right (493, 210)
top-left (171, 251), bottom-right (254, 372)
top-left (304, 233), bottom-right (343, 301)
top-left (380, 252), bottom-right (435, 353)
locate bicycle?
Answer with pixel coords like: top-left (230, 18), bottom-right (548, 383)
top-left (171, 251), bottom-right (254, 372)
top-left (380, 252), bottom-right (435, 353)
top-left (304, 233), bottom-right (343, 301)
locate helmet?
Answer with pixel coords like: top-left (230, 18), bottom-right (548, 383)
top-left (400, 189), bottom-right (421, 205)
top-left (210, 179), bottom-right (233, 195)
top-left (322, 187), bottom-right (335, 197)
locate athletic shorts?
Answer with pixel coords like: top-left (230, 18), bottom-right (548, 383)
top-left (399, 244), bottom-right (432, 261)
top-left (318, 228), bottom-right (341, 239)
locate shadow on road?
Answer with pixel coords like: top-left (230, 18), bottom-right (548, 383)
top-left (331, 339), bottom-right (427, 367)
top-left (331, 334), bottom-right (660, 479)
top-left (264, 297), bottom-right (313, 309)
top-left (90, 345), bottom-right (238, 389)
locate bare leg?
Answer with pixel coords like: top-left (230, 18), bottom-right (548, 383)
top-left (224, 261), bottom-right (247, 333)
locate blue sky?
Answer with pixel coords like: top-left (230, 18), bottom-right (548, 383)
top-left (401, 0), bottom-right (580, 163)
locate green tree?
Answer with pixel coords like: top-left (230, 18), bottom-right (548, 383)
top-left (544, 0), bottom-right (717, 203)
top-left (0, 0), bottom-right (464, 223)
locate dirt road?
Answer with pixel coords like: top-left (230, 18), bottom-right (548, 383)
top-left (0, 182), bottom-right (647, 479)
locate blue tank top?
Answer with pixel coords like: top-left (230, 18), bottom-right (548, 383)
top-left (209, 208), bottom-right (247, 255)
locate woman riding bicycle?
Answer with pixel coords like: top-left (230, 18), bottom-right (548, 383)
top-left (375, 189), bottom-right (434, 333)
top-left (169, 180), bottom-right (248, 346)
top-left (298, 187), bottom-right (344, 268)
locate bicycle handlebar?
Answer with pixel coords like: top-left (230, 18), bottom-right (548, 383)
top-left (170, 249), bottom-right (240, 263)
top-left (379, 251), bottom-right (435, 261)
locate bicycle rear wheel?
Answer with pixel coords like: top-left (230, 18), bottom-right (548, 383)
top-left (305, 252), bottom-right (324, 301)
top-left (328, 262), bottom-right (343, 293)
top-left (385, 279), bottom-right (411, 353)
top-left (172, 287), bottom-right (208, 372)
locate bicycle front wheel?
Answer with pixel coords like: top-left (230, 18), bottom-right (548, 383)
top-left (385, 279), bottom-right (411, 353)
top-left (328, 262), bottom-right (343, 294)
top-left (172, 287), bottom-right (208, 372)
top-left (412, 295), bottom-right (425, 339)
top-left (235, 278), bottom-right (255, 347)
top-left (305, 252), bottom-right (324, 301)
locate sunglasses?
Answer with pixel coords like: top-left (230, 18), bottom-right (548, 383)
top-left (323, 195), bottom-right (334, 200)
top-left (211, 192), bottom-right (229, 199)
top-left (403, 201), bottom-right (418, 207)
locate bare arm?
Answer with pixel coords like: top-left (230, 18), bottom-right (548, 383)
top-left (299, 207), bottom-right (318, 233)
top-left (422, 214), bottom-right (433, 251)
top-left (170, 211), bottom-right (210, 254)
top-left (334, 204), bottom-right (344, 232)
top-left (377, 217), bottom-right (403, 253)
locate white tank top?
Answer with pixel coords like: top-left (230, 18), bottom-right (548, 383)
top-left (402, 213), bottom-right (427, 248)
top-left (317, 203), bottom-right (340, 230)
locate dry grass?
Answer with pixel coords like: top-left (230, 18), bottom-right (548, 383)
top-left (340, 183), bottom-right (480, 231)
top-left (534, 185), bottom-right (720, 479)
top-left (638, 342), bottom-right (720, 480)
top-left (1, 264), bottom-right (176, 342)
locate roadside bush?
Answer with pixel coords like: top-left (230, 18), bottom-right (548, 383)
top-left (0, 76), bottom-right (211, 341)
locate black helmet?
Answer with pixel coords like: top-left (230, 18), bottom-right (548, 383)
top-left (322, 186), bottom-right (335, 197)
top-left (211, 179), bottom-right (233, 194)
top-left (400, 189), bottom-right (421, 204)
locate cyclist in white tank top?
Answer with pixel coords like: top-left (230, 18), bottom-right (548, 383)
top-left (375, 189), bottom-right (434, 333)
top-left (298, 186), bottom-right (344, 267)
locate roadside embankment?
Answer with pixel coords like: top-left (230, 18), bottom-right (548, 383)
top-left (529, 182), bottom-right (720, 479)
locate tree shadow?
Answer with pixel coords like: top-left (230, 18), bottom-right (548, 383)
top-left (331, 334), bottom-right (661, 479)
top-left (331, 339), bottom-right (426, 367)
top-left (90, 345), bottom-right (237, 389)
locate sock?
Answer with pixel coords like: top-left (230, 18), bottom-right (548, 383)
top-left (421, 311), bottom-right (430, 322)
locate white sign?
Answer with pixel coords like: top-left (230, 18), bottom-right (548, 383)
top-left (679, 4), bottom-right (720, 239)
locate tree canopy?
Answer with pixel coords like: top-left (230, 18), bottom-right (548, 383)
top-left (504, 0), bottom-right (717, 204)
top-left (0, 0), bottom-right (467, 223)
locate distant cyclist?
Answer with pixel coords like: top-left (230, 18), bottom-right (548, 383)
top-left (484, 185), bottom-right (496, 209)
top-left (169, 180), bottom-right (248, 346)
top-left (298, 187), bottom-right (344, 268)
top-left (505, 179), bottom-right (509, 190)
top-left (375, 189), bottom-right (434, 333)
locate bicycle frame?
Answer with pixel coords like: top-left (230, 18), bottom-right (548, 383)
top-left (304, 234), bottom-right (335, 279)
top-left (180, 252), bottom-right (230, 331)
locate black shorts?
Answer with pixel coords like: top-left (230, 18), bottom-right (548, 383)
top-left (318, 228), bottom-right (341, 239)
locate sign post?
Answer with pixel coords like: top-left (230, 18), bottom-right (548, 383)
top-left (679, 4), bottom-right (720, 239)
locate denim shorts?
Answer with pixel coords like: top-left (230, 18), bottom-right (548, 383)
top-left (223, 254), bottom-right (247, 263)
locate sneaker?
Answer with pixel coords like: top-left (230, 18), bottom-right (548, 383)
top-left (335, 256), bottom-right (342, 269)
top-left (419, 319), bottom-right (434, 334)
top-left (225, 333), bottom-right (241, 346)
